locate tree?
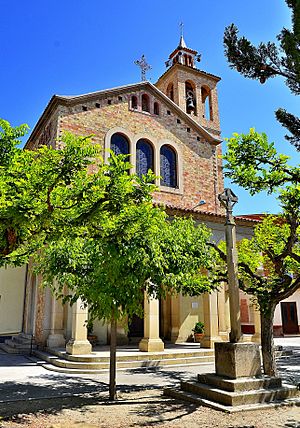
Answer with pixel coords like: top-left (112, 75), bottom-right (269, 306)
top-left (0, 119), bottom-right (108, 266)
top-left (1, 119), bottom-right (216, 399)
top-left (224, 0), bottom-right (300, 150)
top-left (35, 153), bottom-right (216, 401)
top-left (219, 129), bottom-right (300, 376)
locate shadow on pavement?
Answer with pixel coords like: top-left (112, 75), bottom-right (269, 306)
top-left (129, 396), bottom-right (198, 427)
top-left (0, 373), bottom-right (189, 421)
top-left (0, 353), bottom-right (37, 367)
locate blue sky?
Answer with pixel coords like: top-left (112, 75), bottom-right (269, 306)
top-left (0, 0), bottom-right (298, 214)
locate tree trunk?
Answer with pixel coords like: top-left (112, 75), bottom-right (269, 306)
top-left (260, 304), bottom-right (277, 377)
top-left (109, 316), bottom-right (117, 401)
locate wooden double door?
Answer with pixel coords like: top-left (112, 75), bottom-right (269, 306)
top-left (281, 302), bottom-right (299, 334)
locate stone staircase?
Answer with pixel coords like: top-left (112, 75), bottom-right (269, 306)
top-left (33, 347), bottom-right (215, 374)
top-left (164, 373), bottom-right (300, 413)
top-left (0, 333), bottom-right (37, 354)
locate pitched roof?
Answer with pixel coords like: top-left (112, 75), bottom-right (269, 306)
top-left (26, 81), bottom-right (222, 147)
top-left (160, 203), bottom-right (261, 226)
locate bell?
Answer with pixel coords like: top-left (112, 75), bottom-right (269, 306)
top-left (187, 97), bottom-right (195, 111)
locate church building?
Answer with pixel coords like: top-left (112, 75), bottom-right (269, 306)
top-left (1, 35), bottom-right (265, 355)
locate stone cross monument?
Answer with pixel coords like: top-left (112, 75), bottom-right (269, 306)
top-left (218, 188), bottom-right (242, 343)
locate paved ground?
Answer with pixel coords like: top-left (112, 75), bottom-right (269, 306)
top-left (0, 337), bottom-right (299, 427)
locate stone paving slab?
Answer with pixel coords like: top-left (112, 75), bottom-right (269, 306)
top-left (0, 337), bottom-right (298, 406)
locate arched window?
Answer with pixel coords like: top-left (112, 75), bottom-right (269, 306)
top-left (141, 94), bottom-right (150, 112)
top-left (153, 102), bottom-right (159, 115)
top-left (201, 86), bottom-right (213, 121)
top-left (131, 95), bottom-right (138, 110)
top-left (166, 83), bottom-right (174, 101)
top-left (160, 145), bottom-right (177, 188)
top-left (136, 139), bottom-right (154, 178)
top-left (110, 133), bottom-right (129, 156)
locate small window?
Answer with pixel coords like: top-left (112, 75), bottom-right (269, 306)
top-left (118, 96), bottom-right (123, 101)
top-left (177, 119), bottom-right (181, 124)
top-left (187, 127), bottom-right (190, 133)
top-left (131, 95), bottom-right (138, 110)
top-left (95, 103), bottom-right (100, 108)
top-left (136, 139), bottom-right (154, 178)
top-left (108, 99), bottom-right (112, 105)
top-left (160, 145), bottom-right (177, 188)
top-left (142, 94), bottom-right (150, 112)
top-left (153, 102), bottom-right (159, 115)
top-left (167, 110), bottom-right (171, 115)
top-left (197, 136), bottom-right (201, 141)
top-left (82, 106), bottom-right (87, 111)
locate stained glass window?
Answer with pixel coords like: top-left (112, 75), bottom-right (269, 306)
top-left (160, 145), bottom-right (177, 188)
top-left (136, 139), bottom-right (154, 178)
top-left (110, 133), bottom-right (129, 156)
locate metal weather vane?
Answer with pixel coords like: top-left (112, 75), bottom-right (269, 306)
top-left (134, 55), bottom-right (152, 81)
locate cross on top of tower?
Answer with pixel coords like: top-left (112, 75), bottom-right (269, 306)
top-left (179, 22), bottom-right (187, 48)
top-left (134, 55), bottom-right (152, 82)
top-left (180, 22), bottom-right (184, 36)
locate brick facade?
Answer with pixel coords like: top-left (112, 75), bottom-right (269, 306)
top-left (27, 62), bottom-right (224, 214)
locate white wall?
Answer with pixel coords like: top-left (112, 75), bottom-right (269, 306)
top-left (274, 289), bottom-right (300, 326)
top-left (0, 266), bottom-right (26, 334)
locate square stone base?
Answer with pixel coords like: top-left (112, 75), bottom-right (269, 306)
top-left (47, 333), bottom-right (66, 348)
top-left (139, 338), bottom-right (164, 352)
top-left (215, 342), bottom-right (262, 379)
top-left (66, 339), bottom-right (92, 355)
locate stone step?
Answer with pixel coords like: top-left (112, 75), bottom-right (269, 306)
top-left (9, 336), bottom-right (33, 345)
top-left (5, 339), bottom-right (37, 350)
top-left (0, 343), bottom-right (24, 354)
top-left (164, 387), bottom-right (300, 413)
top-left (18, 333), bottom-right (35, 340)
top-left (180, 380), bottom-right (298, 407)
top-left (197, 373), bottom-right (282, 392)
top-left (34, 350), bottom-right (215, 373)
top-left (51, 348), bottom-right (214, 363)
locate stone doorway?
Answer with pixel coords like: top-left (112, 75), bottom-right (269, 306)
top-left (128, 314), bottom-right (144, 341)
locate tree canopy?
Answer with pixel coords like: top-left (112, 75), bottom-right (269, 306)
top-left (35, 153), bottom-right (215, 324)
top-left (220, 128), bottom-right (300, 376)
top-left (33, 150), bottom-right (217, 400)
top-left (0, 119), bottom-right (109, 267)
top-left (224, 0), bottom-right (300, 150)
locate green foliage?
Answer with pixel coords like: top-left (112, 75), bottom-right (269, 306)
top-left (0, 119), bottom-right (107, 267)
top-left (35, 156), bottom-right (216, 323)
top-left (224, 0), bottom-right (300, 150)
top-left (223, 129), bottom-right (299, 195)
top-left (192, 321), bottom-right (204, 334)
top-left (214, 216), bottom-right (300, 316)
top-left (0, 119), bottom-right (216, 325)
top-left (223, 128), bottom-right (300, 315)
top-left (0, 119), bottom-right (29, 166)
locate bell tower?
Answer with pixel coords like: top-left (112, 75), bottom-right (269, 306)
top-left (155, 32), bottom-right (221, 136)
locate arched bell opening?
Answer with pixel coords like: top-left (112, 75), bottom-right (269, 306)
top-left (185, 80), bottom-right (197, 115)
